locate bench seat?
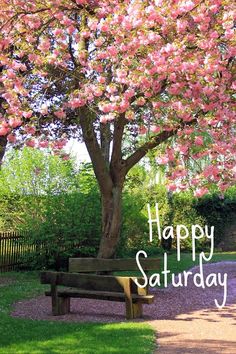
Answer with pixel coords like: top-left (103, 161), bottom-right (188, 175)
top-left (45, 288), bottom-right (154, 303)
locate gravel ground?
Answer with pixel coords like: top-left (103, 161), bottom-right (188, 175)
top-left (11, 261), bottom-right (236, 353)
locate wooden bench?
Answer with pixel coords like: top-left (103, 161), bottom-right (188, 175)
top-left (40, 257), bottom-right (160, 320)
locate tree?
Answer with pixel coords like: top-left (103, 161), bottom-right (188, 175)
top-left (0, 147), bottom-right (79, 195)
top-left (0, 150), bottom-right (102, 267)
top-left (0, 0), bottom-right (235, 258)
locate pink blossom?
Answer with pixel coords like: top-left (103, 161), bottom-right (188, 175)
top-left (68, 98), bottom-right (86, 109)
top-left (99, 23), bottom-right (109, 32)
top-left (136, 97), bottom-right (146, 106)
top-left (195, 136), bottom-right (204, 146)
top-left (100, 115), bottom-right (108, 123)
top-left (180, 1), bottom-right (195, 12)
top-left (38, 39), bottom-right (50, 52)
top-left (39, 140), bottom-right (49, 148)
top-left (76, 0), bottom-right (87, 4)
top-left (23, 111), bottom-right (33, 119)
top-left (93, 88), bottom-right (103, 97)
top-left (194, 187), bottom-right (209, 198)
top-left (94, 38), bottom-right (104, 47)
top-left (97, 76), bottom-right (106, 84)
top-left (25, 139), bottom-right (36, 148)
top-left (0, 126), bottom-right (9, 136)
top-left (168, 184), bottom-right (177, 192)
top-left (62, 155), bottom-right (70, 161)
top-left (176, 19), bottom-right (188, 33)
top-left (139, 126), bottom-right (147, 135)
top-left (53, 28), bottom-right (63, 36)
top-left (151, 125), bottom-right (161, 133)
top-left (179, 145), bottom-right (189, 155)
top-left (9, 118), bottom-right (22, 128)
top-left (125, 110), bottom-right (135, 120)
top-left (7, 134), bottom-right (16, 143)
top-left (156, 156), bottom-right (169, 164)
top-left (54, 110), bottom-right (66, 119)
top-left (67, 26), bottom-right (76, 35)
top-left (203, 165), bottom-right (219, 179)
top-left (25, 126), bottom-right (36, 135)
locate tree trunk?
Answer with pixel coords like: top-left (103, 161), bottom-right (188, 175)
top-left (97, 185), bottom-right (123, 258)
top-left (0, 136), bottom-right (7, 169)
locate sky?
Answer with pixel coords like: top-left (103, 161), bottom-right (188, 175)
top-left (65, 139), bottom-right (90, 164)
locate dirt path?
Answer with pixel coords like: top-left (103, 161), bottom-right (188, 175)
top-left (151, 304), bottom-right (236, 354)
top-left (11, 261), bottom-right (236, 353)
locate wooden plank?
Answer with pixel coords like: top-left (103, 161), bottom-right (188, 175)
top-left (69, 257), bottom-right (160, 273)
top-left (41, 271), bottom-right (145, 294)
top-left (45, 289), bottom-right (154, 304)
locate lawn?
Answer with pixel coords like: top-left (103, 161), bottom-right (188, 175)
top-left (0, 252), bottom-right (235, 354)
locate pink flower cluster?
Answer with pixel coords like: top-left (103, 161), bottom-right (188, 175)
top-left (0, 0), bottom-right (235, 192)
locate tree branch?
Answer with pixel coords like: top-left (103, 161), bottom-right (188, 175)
top-left (110, 114), bottom-right (127, 168)
top-left (124, 129), bottom-right (177, 174)
top-left (100, 121), bottom-right (111, 165)
top-left (0, 136), bottom-right (7, 168)
top-left (79, 108), bottom-right (113, 195)
top-left (124, 118), bottom-right (198, 174)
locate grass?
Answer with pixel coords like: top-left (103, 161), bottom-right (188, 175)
top-left (0, 272), bottom-right (155, 354)
top-left (0, 252), bottom-right (235, 353)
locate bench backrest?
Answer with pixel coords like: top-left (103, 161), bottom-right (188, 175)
top-left (41, 271), bottom-right (147, 295)
top-left (69, 257), bottom-right (160, 273)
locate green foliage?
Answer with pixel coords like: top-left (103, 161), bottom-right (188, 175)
top-left (0, 148), bottom-right (79, 196)
top-left (18, 191), bottom-right (101, 269)
top-left (119, 165), bottom-right (236, 256)
top-left (0, 151), bottom-right (101, 269)
top-left (119, 191), bottom-right (149, 257)
top-left (195, 188), bottom-right (236, 246)
top-left (171, 192), bottom-right (207, 251)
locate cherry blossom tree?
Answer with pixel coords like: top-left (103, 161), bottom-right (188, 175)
top-left (0, 0), bottom-right (235, 257)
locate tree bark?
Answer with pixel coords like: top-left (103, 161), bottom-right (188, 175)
top-left (97, 185), bottom-right (123, 258)
top-left (0, 136), bottom-right (7, 169)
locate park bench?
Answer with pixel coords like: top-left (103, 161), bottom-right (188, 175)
top-left (40, 257), bottom-right (160, 320)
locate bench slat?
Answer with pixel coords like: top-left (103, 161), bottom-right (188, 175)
top-left (41, 271), bottom-right (147, 294)
top-left (45, 289), bottom-right (154, 304)
top-left (69, 257), bottom-right (160, 273)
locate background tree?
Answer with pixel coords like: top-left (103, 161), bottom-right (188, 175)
top-left (0, 149), bottom-right (101, 268)
top-left (0, 0), bottom-right (235, 257)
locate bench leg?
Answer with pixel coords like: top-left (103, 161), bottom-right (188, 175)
top-left (132, 302), bottom-right (143, 318)
top-left (125, 301), bottom-right (143, 320)
top-left (52, 296), bottom-right (70, 315)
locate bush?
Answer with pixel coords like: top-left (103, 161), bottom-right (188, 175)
top-left (195, 189), bottom-right (236, 247)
